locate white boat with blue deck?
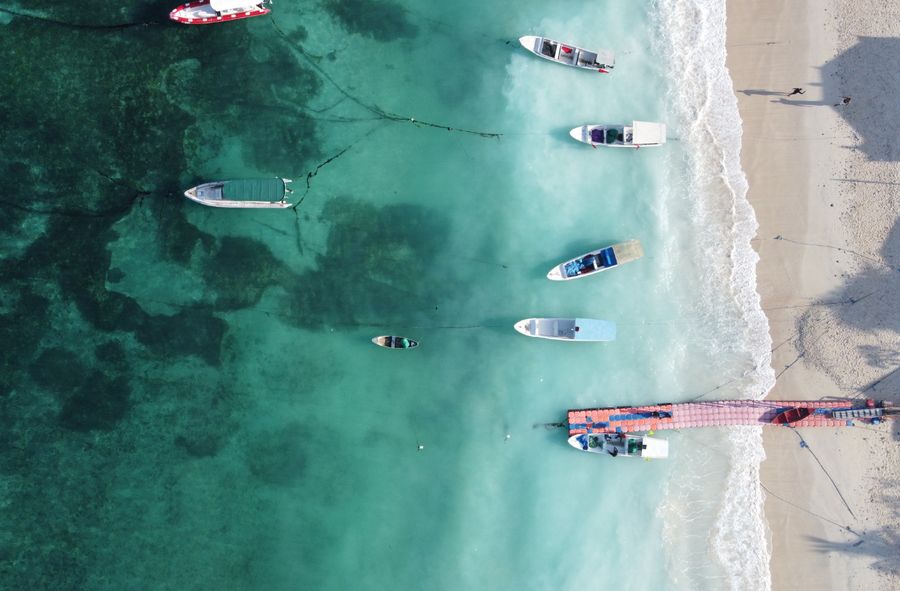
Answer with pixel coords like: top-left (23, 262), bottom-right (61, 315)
top-left (547, 240), bottom-right (644, 281)
top-left (513, 318), bottom-right (616, 342)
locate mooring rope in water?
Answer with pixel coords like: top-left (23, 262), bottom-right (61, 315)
top-left (0, 6), bottom-right (161, 29)
top-left (291, 124), bottom-right (385, 210)
top-left (120, 294), bottom-right (509, 331)
top-left (270, 20), bottom-right (503, 139)
top-left (533, 421), bottom-right (567, 430)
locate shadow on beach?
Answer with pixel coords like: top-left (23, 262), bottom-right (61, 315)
top-left (795, 217), bottom-right (900, 437)
top-left (821, 36), bottom-right (900, 162)
top-left (746, 37), bottom-right (900, 161)
top-left (783, 37), bottom-right (900, 411)
top-left (770, 98), bottom-right (832, 107)
top-left (805, 479), bottom-right (900, 576)
top-left (739, 88), bottom-right (786, 97)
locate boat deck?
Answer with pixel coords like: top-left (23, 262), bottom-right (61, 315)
top-left (568, 399), bottom-right (879, 435)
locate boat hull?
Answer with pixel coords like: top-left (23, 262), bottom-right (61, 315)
top-left (569, 123), bottom-right (666, 148)
top-left (569, 125), bottom-right (632, 148)
top-left (183, 178), bottom-right (293, 209)
top-left (771, 407), bottom-right (813, 425)
top-left (372, 336), bottom-right (418, 349)
top-left (169, 1), bottom-right (270, 25)
top-left (567, 433), bottom-right (669, 459)
top-left (513, 318), bottom-right (616, 342)
top-left (518, 35), bottom-right (614, 73)
top-left (547, 240), bottom-right (643, 281)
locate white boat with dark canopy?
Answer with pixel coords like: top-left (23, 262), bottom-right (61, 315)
top-left (169, 0), bottom-right (271, 25)
top-left (371, 336), bottom-right (418, 350)
top-left (567, 432), bottom-right (669, 459)
top-left (547, 240), bottom-right (644, 281)
top-left (570, 121), bottom-right (666, 148)
top-left (518, 35), bottom-right (615, 73)
top-left (184, 177), bottom-right (293, 209)
top-left (513, 318), bottom-right (616, 342)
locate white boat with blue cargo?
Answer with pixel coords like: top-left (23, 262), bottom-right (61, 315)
top-left (513, 318), bottom-right (616, 342)
top-left (569, 121), bottom-right (666, 148)
top-left (547, 239), bottom-right (644, 281)
top-left (567, 432), bottom-right (669, 459)
top-left (518, 35), bottom-right (614, 73)
top-left (184, 177), bottom-right (294, 209)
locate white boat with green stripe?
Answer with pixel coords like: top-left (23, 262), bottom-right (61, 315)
top-left (184, 177), bottom-right (294, 208)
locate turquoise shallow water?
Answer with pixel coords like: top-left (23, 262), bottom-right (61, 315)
top-left (0, 1), bottom-right (772, 589)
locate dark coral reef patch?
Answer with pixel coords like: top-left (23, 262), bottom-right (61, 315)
top-left (0, 291), bottom-right (50, 396)
top-left (29, 348), bottom-right (87, 394)
top-left (58, 372), bottom-right (131, 432)
top-left (202, 236), bottom-right (291, 310)
top-left (282, 198), bottom-right (448, 329)
top-left (324, 0), bottom-right (418, 41)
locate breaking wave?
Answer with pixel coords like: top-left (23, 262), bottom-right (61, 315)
top-left (652, 0), bottom-right (776, 589)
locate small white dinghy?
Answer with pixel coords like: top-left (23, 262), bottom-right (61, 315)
top-left (547, 240), bottom-right (644, 281)
top-left (568, 432), bottom-right (669, 459)
top-left (513, 318), bottom-right (616, 342)
top-left (184, 177), bottom-right (293, 209)
top-left (518, 35), bottom-right (614, 73)
top-left (570, 121), bottom-right (666, 148)
top-left (371, 336), bottom-right (418, 350)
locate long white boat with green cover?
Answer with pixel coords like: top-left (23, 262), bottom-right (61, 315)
top-left (547, 239), bottom-right (644, 281)
top-left (567, 432), bottom-right (669, 459)
top-left (518, 35), bottom-right (614, 73)
top-left (184, 177), bottom-right (294, 208)
top-left (569, 122), bottom-right (666, 148)
top-left (513, 318), bottom-right (616, 342)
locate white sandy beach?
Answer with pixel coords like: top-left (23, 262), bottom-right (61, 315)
top-left (727, 0), bottom-right (900, 588)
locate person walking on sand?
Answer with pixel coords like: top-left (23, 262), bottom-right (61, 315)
top-left (835, 96), bottom-right (852, 106)
top-left (786, 87), bottom-right (805, 97)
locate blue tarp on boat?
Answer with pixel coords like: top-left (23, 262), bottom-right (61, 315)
top-left (599, 247), bottom-right (617, 267)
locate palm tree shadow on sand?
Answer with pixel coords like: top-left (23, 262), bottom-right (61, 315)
top-left (794, 218), bottom-right (900, 436)
top-left (821, 36), bottom-right (900, 162)
top-left (805, 480), bottom-right (900, 577)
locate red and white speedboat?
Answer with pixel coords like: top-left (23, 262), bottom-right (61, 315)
top-left (169, 0), bottom-right (271, 25)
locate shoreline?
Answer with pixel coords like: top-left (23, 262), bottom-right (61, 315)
top-left (727, 0), bottom-right (900, 589)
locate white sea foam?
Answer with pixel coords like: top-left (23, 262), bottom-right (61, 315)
top-left (652, 0), bottom-right (776, 589)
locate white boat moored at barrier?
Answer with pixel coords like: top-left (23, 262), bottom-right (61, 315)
top-left (567, 433), bottom-right (669, 459)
